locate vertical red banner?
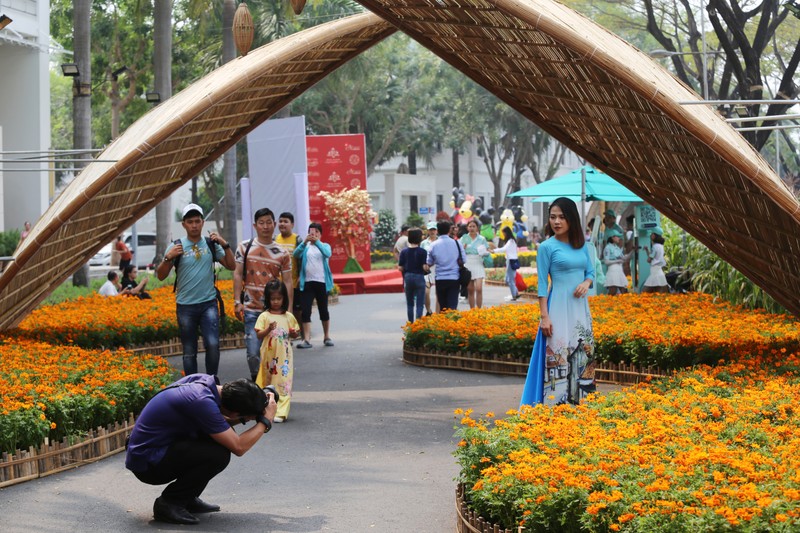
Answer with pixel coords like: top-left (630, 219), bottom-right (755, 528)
top-left (306, 134), bottom-right (371, 274)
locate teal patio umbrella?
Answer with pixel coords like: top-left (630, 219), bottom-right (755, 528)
top-left (509, 166), bottom-right (642, 203)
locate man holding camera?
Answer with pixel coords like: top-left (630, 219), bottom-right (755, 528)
top-left (157, 203), bottom-right (235, 376)
top-left (125, 374), bottom-right (278, 525)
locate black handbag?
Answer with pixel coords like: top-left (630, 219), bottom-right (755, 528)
top-left (455, 240), bottom-right (471, 292)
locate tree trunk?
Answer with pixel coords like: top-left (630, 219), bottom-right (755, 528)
top-left (222, 0), bottom-right (238, 246)
top-left (72, 0), bottom-right (92, 287)
top-left (154, 0), bottom-right (173, 262)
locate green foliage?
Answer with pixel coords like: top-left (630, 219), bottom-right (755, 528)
top-left (0, 229), bottom-right (20, 257)
top-left (405, 212), bottom-right (425, 228)
top-left (373, 209), bottom-right (398, 250)
top-left (662, 219), bottom-right (787, 313)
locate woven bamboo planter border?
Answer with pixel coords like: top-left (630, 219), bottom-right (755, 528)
top-left (127, 333), bottom-right (246, 357)
top-left (126, 296), bottom-right (337, 357)
top-left (0, 415), bottom-right (135, 489)
top-left (403, 347), bottom-right (667, 385)
top-left (456, 483), bottom-right (517, 533)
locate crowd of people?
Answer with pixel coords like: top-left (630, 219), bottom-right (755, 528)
top-left (124, 203), bottom-right (336, 525)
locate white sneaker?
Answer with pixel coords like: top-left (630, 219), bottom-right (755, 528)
top-left (504, 295), bottom-right (514, 301)
top-left (273, 416), bottom-right (285, 423)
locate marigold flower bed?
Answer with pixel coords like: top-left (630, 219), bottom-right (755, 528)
top-left (455, 352), bottom-right (800, 531)
top-left (11, 280), bottom-right (243, 348)
top-left (0, 338), bottom-right (175, 454)
top-left (403, 293), bottom-right (800, 369)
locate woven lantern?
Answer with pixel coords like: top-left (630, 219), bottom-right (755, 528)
top-left (232, 2), bottom-right (254, 57)
top-left (290, 0), bottom-right (306, 15)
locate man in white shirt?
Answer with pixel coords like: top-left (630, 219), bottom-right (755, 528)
top-left (98, 271), bottom-right (129, 296)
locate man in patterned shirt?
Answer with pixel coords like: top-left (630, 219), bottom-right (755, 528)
top-left (233, 207), bottom-right (292, 381)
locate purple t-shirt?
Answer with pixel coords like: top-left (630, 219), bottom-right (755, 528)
top-left (125, 374), bottom-right (231, 472)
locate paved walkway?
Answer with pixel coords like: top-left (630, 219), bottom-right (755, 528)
top-left (0, 283), bottom-right (615, 532)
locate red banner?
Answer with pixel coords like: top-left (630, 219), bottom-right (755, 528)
top-left (306, 134), bottom-right (371, 274)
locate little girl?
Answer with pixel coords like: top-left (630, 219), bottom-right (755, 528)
top-left (642, 227), bottom-right (669, 293)
top-left (255, 279), bottom-right (300, 422)
top-left (602, 230), bottom-right (632, 295)
top-left (494, 226), bottom-right (520, 302)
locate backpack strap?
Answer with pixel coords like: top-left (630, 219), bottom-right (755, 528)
top-left (172, 237), bottom-right (221, 290)
top-left (239, 238), bottom-right (254, 304)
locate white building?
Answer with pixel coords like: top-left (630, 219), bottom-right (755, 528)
top-left (0, 0), bottom-right (51, 233)
top-left (369, 141), bottom-right (584, 230)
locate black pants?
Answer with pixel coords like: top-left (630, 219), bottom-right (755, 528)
top-left (435, 279), bottom-right (460, 311)
top-left (300, 281), bottom-right (330, 323)
top-left (133, 436), bottom-right (230, 505)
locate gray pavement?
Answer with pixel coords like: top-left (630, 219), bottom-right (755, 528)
top-left (0, 284), bottom-right (602, 532)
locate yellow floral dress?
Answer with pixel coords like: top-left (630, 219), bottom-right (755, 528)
top-left (255, 311), bottom-right (299, 419)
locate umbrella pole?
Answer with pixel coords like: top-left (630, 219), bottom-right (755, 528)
top-left (581, 167), bottom-right (587, 230)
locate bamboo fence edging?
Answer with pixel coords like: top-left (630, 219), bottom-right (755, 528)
top-left (0, 415), bottom-right (136, 489)
top-left (126, 296), bottom-right (338, 357)
top-left (403, 347), bottom-right (668, 385)
top-left (456, 483), bottom-right (518, 533)
top-left (0, 312), bottom-right (350, 487)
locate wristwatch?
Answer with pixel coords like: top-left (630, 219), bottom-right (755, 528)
top-left (222, 243), bottom-right (231, 250)
top-left (255, 415), bottom-right (272, 433)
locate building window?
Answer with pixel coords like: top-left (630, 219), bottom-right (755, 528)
top-left (410, 195), bottom-right (418, 214)
top-left (436, 194), bottom-right (443, 213)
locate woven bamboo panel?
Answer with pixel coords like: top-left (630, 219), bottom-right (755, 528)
top-left (0, 13), bottom-right (395, 331)
top-left (354, 0), bottom-right (800, 315)
top-left (2, 1), bottom-right (799, 330)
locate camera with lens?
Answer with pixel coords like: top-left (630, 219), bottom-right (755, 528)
top-left (263, 385), bottom-right (280, 405)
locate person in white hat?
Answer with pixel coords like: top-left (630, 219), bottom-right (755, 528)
top-left (156, 203), bottom-right (236, 376)
top-left (642, 226), bottom-right (669, 293)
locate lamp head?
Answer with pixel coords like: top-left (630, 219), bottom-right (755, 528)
top-left (61, 63), bottom-right (80, 77)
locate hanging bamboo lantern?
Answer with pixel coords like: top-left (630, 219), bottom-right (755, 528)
top-left (290, 0), bottom-right (306, 15)
top-left (232, 2), bottom-right (254, 57)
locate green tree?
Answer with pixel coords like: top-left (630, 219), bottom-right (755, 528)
top-left (373, 209), bottom-right (397, 250)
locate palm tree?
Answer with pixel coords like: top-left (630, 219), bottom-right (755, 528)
top-left (71, 0), bottom-right (92, 287)
top-left (153, 0), bottom-right (173, 262)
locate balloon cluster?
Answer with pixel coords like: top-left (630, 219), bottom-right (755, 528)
top-left (498, 206), bottom-right (529, 239)
top-left (449, 187), bottom-right (494, 225)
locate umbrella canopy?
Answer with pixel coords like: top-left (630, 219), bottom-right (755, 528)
top-left (509, 166), bottom-right (642, 202)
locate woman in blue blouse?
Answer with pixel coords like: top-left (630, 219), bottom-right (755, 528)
top-left (293, 222), bottom-right (334, 349)
top-left (520, 197), bottom-right (595, 406)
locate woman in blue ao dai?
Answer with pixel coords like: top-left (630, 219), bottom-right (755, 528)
top-left (520, 197), bottom-right (596, 407)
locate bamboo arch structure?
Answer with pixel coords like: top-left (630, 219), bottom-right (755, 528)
top-left (1, 2), bottom-right (799, 331)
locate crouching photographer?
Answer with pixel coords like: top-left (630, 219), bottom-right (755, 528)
top-left (125, 374), bottom-right (277, 525)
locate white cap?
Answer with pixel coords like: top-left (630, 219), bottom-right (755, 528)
top-left (182, 203), bottom-right (204, 220)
